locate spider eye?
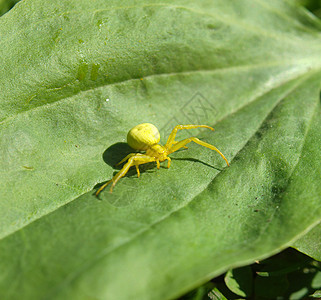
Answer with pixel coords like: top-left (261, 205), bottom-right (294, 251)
top-left (127, 123), bottom-right (160, 150)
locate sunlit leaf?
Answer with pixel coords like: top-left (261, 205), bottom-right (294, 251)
top-left (0, 0), bottom-right (321, 299)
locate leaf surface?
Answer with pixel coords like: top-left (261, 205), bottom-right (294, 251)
top-left (293, 223), bottom-right (321, 261)
top-left (0, 0), bottom-right (321, 299)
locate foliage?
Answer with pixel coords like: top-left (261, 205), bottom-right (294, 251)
top-left (0, 0), bottom-right (20, 16)
top-left (293, 0), bottom-right (321, 18)
top-left (181, 249), bottom-right (321, 299)
top-left (0, 0), bottom-right (320, 299)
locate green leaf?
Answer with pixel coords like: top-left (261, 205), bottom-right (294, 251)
top-left (224, 267), bottom-right (253, 297)
top-left (294, 0), bottom-right (321, 18)
top-left (253, 249), bottom-right (321, 299)
top-left (0, 0), bottom-right (321, 299)
top-left (207, 288), bottom-right (228, 300)
top-left (292, 223), bottom-right (321, 261)
top-left (311, 290), bottom-right (321, 298)
top-left (0, 0), bottom-right (20, 16)
top-left (179, 282), bottom-right (215, 300)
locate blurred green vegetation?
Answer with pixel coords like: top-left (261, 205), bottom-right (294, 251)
top-left (180, 248), bottom-right (321, 300)
top-left (0, 0), bottom-right (20, 16)
top-left (294, 0), bottom-right (321, 17)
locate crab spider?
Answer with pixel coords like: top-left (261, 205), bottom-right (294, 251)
top-left (96, 123), bottom-right (229, 195)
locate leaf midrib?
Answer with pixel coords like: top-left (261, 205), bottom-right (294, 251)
top-left (2, 57), bottom-right (320, 125)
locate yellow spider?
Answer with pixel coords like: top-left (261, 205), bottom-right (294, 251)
top-left (96, 123), bottom-right (229, 195)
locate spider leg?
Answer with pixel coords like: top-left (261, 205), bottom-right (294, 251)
top-left (135, 165), bottom-right (140, 177)
top-left (168, 137), bottom-right (229, 166)
top-left (172, 140), bottom-right (188, 149)
top-left (96, 154), bottom-right (157, 195)
top-left (166, 156), bottom-right (171, 168)
top-left (156, 157), bottom-right (171, 169)
top-left (165, 125), bottom-right (214, 149)
top-left (116, 153), bottom-right (143, 166)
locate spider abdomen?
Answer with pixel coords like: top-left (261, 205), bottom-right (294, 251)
top-left (127, 123), bottom-right (160, 150)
